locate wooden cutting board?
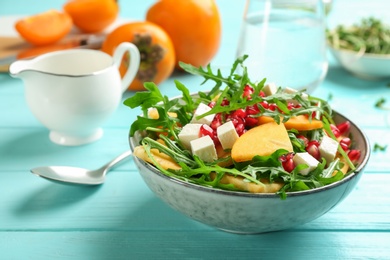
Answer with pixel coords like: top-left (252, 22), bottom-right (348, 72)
top-left (0, 35), bottom-right (107, 72)
top-left (0, 15), bottom-right (128, 72)
top-left (0, 15), bottom-right (29, 72)
top-left (0, 16), bottom-right (105, 72)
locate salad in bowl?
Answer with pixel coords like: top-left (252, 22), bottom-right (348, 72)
top-left (126, 56), bottom-right (369, 233)
top-left (125, 56), bottom-right (365, 200)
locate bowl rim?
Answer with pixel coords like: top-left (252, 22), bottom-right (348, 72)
top-left (129, 96), bottom-right (371, 199)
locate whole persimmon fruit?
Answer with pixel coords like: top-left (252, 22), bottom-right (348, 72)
top-left (101, 21), bottom-right (175, 91)
top-left (15, 10), bottom-right (72, 46)
top-left (63, 0), bottom-right (119, 33)
top-left (146, 0), bottom-right (221, 68)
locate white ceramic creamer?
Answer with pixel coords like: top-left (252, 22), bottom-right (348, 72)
top-left (10, 42), bottom-right (140, 146)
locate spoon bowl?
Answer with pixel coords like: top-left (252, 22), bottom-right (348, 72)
top-left (31, 150), bottom-right (132, 185)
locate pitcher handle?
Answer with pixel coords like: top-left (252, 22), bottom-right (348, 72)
top-left (112, 42), bottom-right (140, 92)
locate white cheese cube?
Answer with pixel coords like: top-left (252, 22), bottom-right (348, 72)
top-left (190, 103), bottom-right (215, 125)
top-left (190, 135), bottom-right (217, 163)
top-left (319, 135), bottom-right (339, 166)
top-left (178, 123), bottom-right (202, 150)
top-left (217, 121), bottom-right (239, 150)
top-left (283, 87), bottom-right (308, 104)
top-left (262, 82), bottom-right (278, 96)
top-left (293, 152), bottom-right (320, 175)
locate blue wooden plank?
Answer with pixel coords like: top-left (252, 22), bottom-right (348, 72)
top-left (1, 231), bottom-right (389, 259)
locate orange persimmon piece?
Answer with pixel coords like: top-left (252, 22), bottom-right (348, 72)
top-left (217, 174), bottom-right (284, 193)
top-left (257, 115), bottom-right (323, 131)
top-left (15, 10), bottom-right (72, 46)
top-left (133, 145), bottom-right (181, 170)
top-left (231, 122), bottom-right (293, 163)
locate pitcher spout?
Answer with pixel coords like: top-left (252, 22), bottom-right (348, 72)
top-left (9, 59), bottom-right (37, 79)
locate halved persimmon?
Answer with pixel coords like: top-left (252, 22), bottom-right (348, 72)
top-left (146, 0), bottom-right (221, 68)
top-left (63, 0), bottom-right (119, 33)
top-left (101, 21), bottom-right (175, 91)
top-left (15, 10), bottom-right (72, 46)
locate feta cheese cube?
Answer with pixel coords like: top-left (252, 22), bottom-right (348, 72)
top-left (262, 82), bottom-right (278, 96)
top-left (319, 135), bottom-right (339, 166)
top-left (283, 87), bottom-right (308, 104)
top-left (293, 152), bottom-right (320, 175)
top-left (190, 135), bottom-right (218, 163)
top-left (190, 103), bottom-right (215, 125)
top-left (217, 121), bottom-right (239, 150)
top-left (178, 123), bottom-right (202, 150)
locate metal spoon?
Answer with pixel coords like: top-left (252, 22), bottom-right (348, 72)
top-left (30, 150), bottom-right (132, 185)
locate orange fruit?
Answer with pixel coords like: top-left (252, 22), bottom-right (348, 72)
top-left (101, 21), bottom-right (176, 91)
top-left (63, 0), bottom-right (119, 33)
top-left (146, 0), bottom-right (221, 68)
top-left (15, 10), bottom-right (72, 46)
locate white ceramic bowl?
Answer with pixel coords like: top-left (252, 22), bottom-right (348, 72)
top-left (329, 46), bottom-right (390, 80)
top-left (129, 109), bottom-right (370, 234)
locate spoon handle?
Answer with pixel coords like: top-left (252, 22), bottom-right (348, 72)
top-left (100, 150), bottom-right (133, 172)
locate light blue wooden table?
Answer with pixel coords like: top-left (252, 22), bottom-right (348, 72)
top-left (1, 0), bottom-right (390, 259)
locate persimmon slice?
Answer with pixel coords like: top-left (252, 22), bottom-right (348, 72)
top-left (15, 10), bottom-right (72, 46)
top-left (231, 122), bottom-right (293, 163)
top-left (258, 115), bottom-right (323, 131)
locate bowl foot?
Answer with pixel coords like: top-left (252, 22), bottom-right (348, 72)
top-left (49, 128), bottom-right (103, 146)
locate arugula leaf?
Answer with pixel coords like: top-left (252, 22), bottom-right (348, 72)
top-left (375, 97), bottom-right (388, 109)
top-left (373, 143), bottom-right (388, 152)
top-left (123, 82), bottom-right (164, 112)
top-left (288, 130), bottom-right (306, 153)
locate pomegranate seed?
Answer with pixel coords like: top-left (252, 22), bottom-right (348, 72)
top-left (232, 108), bottom-right (247, 119)
top-left (340, 142), bottom-right (349, 151)
top-left (337, 121), bottom-right (351, 135)
top-left (259, 91), bottom-right (265, 97)
top-left (200, 124), bottom-right (220, 145)
top-left (330, 124), bottom-right (341, 138)
top-left (297, 135), bottom-right (309, 147)
top-left (221, 99), bottom-right (230, 106)
top-left (260, 101), bottom-right (269, 109)
top-left (208, 101), bottom-right (216, 108)
top-left (280, 153), bottom-right (295, 172)
top-left (287, 102), bottom-right (295, 110)
top-left (246, 105), bottom-right (260, 115)
top-left (305, 111), bottom-right (317, 119)
top-left (235, 124), bottom-right (245, 136)
top-left (340, 137), bottom-right (351, 151)
top-left (268, 103), bottom-right (277, 111)
top-left (307, 140), bottom-right (320, 147)
top-left (244, 85), bottom-right (254, 92)
top-left (229, 117), bottom-right (238, 126)
top-left (200, 124), bottom-right (214, 139)
top-left (348, 150), bottom-right (361, 163)
top-left (243, 85), bottom-right (254, 99)
top-left (210, 114), bottom-right (222, 130)
top-left (306, 143), bottom-right (320, 160)
top-left (245, 116), bottom-right (258, 127)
